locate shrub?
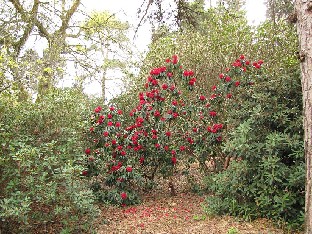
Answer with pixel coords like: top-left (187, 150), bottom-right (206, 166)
top-left (84, 54), bottom-right (263, 205)
top-left (204, 66), bottom-right (304, 229)
top-left (0, 89), bottom-right (99, 233)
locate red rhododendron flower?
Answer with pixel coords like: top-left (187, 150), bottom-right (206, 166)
top-left (193, 128), bottom-right (198, 132)
top-left (82, 170), bottom-right (88, 176)
top-left (155, 143), bottom-right (160, 148)
top-left (199, 95), bottom-right (206, 101)
top-left (107, 114), bottom-right (113, 119)
top-left (173, 112), bottom-right (179, 118)
top-left (172, 54), bottom-right (178, 64)
top-left (189, 77), bottom-right (196, 86)
top-left (152, 134), bottom-right (158, 139)
top-left (126, 166), bottom-right (132, 172)
top-left (235, 81), bottom-right (240, 87)
top-left (165, 131), bottom-right (171, 137)
top-left (154, 110), bottom-right (160, 117)
top-left (167, 72), bottom-right (173, 78)
top-left (139, 157), bottom-right (144, 164)
top-left (245, 60), bottom-right (250, 65)
top-left (172, 100), bottom-right (178, 106)
top-left (121, 151), bottom-right (126, 156)
top-left (240, 54), bottom-right (245, 60)
top-left (162, 83), bottom-right (168, 90)
top-left (171, 157), bottom-right (177, 164)
top-left (225, 76), bottom-right (231, 82)
top-left (183, 70), bottom-right (194, 77)
top-left (117, 109), bottom-right (123, 115)
top-left (103, 131), bottom-right (109, 137)
top-left (171, 150), bottom-right (176, 155)
top-left (112, 139), bottom-right (117, 145)
top-left (108, 121), bottom-right (113, 126)
top-left (227, 93), bottom-right (233, 99)
top-left (233, 60), bottom-right (242, 67)
top-left (209, 111), bottom-right (217, 117)
top-left (219, 73), bottom-right (224, 79)
top-left (151, 79), bottom-right (158, 86)
top-left (115, 122), bottom-right (121, 127)
top-left (165, 58), bottom-right (171, 63)
top-left (85, 148), bottom-right (91, 155)
top-left (121, 192), bottom-right (127, 200)
top-left (164, 145), bottom-right (169, 151)
top-left (179, 145), bottom-right (186, 151)
top-left (216, 136), bottom-right (222, 142)
top-left (169, 85), bottom-right (175, 91)
top-left (97, 117), bottom-right (104, 124)
top-left (89, 157), bottom-right (94, 162)
top-left (110, 106), bottom-right (115, 111)
top-left (89, 127), bottom-right (94, 132)
top-left (94, 106), bottom-right (102, 113)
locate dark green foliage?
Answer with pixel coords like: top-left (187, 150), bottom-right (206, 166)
top-left (0, 89), bottom-right (99, 233)
top-left (204, 66), bottom-right (304, 229)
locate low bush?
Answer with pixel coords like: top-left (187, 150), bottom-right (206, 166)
top-left (0, 89), bottom-right (99, 233)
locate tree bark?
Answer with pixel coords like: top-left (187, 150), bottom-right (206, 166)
top-left (295, 1), bottom-right (312, 233)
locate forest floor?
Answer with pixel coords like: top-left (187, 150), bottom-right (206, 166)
top-left (97, 192), bottom-right (289, 234)
top-left (96, 167), bottom-right (297, 234)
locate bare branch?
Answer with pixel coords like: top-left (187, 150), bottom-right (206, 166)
top-left (135, 0), bottom-right (154, 37)
top-left (58, 0), bottom-right (81, 35)
top-left (14, 0), bottom-right (40, 54)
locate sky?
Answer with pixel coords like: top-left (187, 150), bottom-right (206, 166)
top-left (79, 0), bottom-right (267, 100)
top-left (81, 0), bottom-right (267, 50)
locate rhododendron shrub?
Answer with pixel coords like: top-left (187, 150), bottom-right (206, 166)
top-left (83, 54), bottom-right (263, 204)
top-left (84, 105), bottom-right (143, 205)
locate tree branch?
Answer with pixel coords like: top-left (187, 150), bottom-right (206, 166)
top-left (14, 0), bottom-right (40, 54)
top-left (58, 0), bottom-right (81, 35)
top-left (8, 0), bottom-right (50, 54)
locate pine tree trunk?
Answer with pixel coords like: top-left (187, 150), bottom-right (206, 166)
top-left (295, 1), bottom-right (312, 233)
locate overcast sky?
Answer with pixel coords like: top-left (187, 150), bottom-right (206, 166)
top-left (75, 0), bottom-right (267, 100)
top-left (81, 0), bottom-right (267, 52)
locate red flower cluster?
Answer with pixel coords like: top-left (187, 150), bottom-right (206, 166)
top-left (150, 66), bottom-right (166, 76)
top-left (84, 54), bottom-right (264, 205)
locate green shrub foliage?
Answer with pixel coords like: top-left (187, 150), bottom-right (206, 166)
top-left (204, 66), bottom-right (304, 229)
top-left (83, 54), bottom-right (264, 205)
top-left (0, 89), bottom-right (99, 233)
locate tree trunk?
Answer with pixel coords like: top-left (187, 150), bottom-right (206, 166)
top-left (295, 1), bottom-right (312, 233)
top-left (102, 70), bottom-right (107, 104)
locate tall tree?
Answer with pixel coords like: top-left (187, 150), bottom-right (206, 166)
top-left (1, 0), bottom-right (82, 99)
top-left (81, 11), bottom-right (131, 103)
top-left (266, 0), bottom-right (295, 22)
top-left (295, 0), bottom-right (312, 233)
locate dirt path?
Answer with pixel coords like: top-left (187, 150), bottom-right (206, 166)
top-left (97, 193), bottom-right (288, 234)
